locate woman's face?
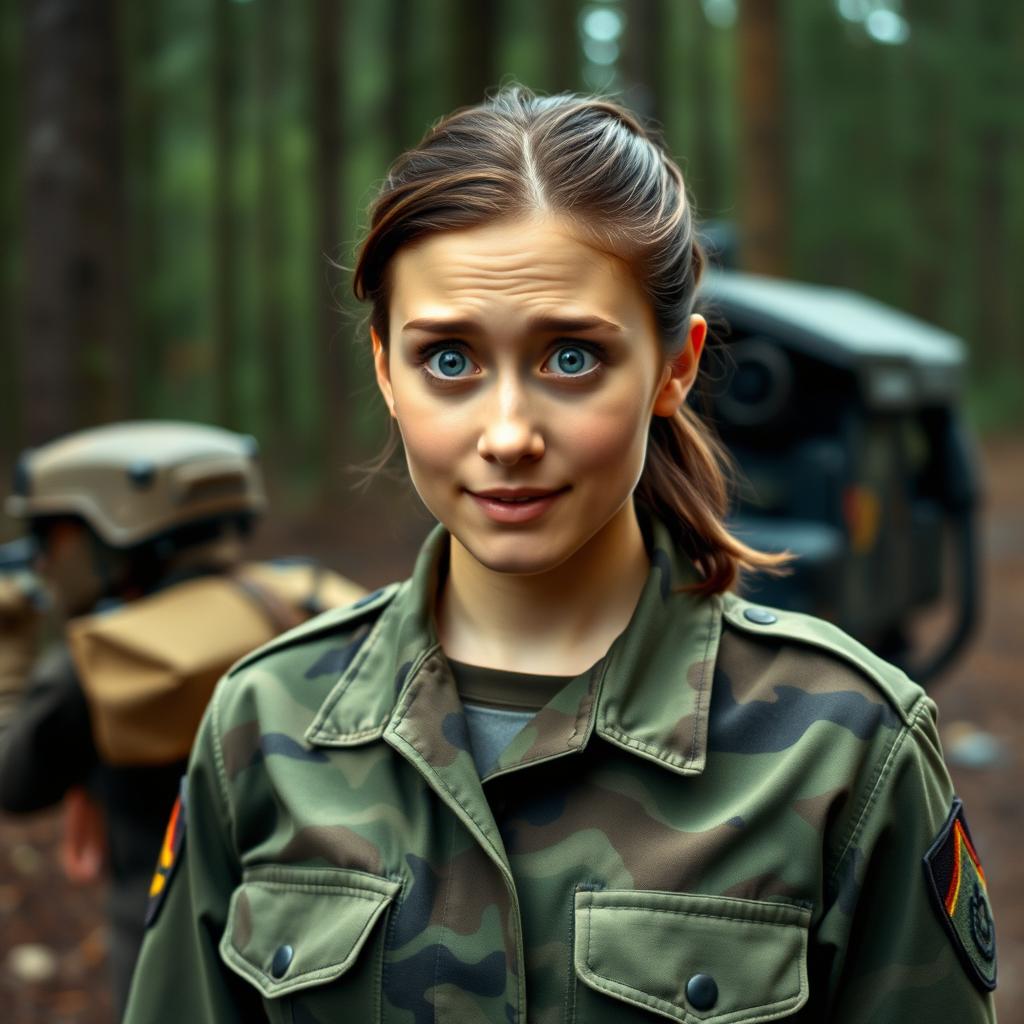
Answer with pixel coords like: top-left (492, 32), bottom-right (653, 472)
top-left (374, 213), bottom-right (705, 577)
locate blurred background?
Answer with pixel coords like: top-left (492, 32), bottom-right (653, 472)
top-left (0, 1), bottom-right (1021, 1021)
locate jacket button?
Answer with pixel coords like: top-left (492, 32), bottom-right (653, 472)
top-left (270, 944), bottom-right (294, 979)
top-left (685, 973), bottom-right (718, 1010)
top-left (743, 606), bottom-right (778, 625)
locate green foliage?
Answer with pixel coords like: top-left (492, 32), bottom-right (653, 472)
top-left (966, 365), bottom-right (1024, 435)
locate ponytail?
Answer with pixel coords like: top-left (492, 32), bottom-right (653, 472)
top-left (636, 405), bottom-right (792, 596)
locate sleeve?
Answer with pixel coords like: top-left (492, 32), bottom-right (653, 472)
top-left (812, 695), bottom-right (998, 1022)
top-left (122, 686), bottom-right (267, 1023)
top-left (0, 647), bottom-right (98, 813)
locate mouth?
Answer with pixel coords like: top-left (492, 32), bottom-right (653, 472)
top-left (469, 486), bottom-right (569, 501)
top-left (465, 486), bottom-right (570, 523)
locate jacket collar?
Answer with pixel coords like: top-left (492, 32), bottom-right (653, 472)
top-left (306, 511), bottom-right (722, 777)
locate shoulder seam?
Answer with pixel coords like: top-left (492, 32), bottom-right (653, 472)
top-left (828, 695), bottom-right (931, 892)
top-left (208, 681), bottom-right (239, 859)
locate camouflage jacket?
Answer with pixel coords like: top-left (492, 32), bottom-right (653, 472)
top-left (125, 518), bottom-right (997, 1023)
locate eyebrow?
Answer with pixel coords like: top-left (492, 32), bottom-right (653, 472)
top-left (401, 314), bottom-right (623, 336)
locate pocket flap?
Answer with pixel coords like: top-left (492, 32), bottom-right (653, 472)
top-left (219, 865), bottom-right (400, 999)
top-left (574, 889), bottom-right (811, 1023)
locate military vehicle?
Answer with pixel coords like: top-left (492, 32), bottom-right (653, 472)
top-left (698, 266), bottom-right (980, 686)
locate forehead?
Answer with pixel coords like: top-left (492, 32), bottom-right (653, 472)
top-left (388, 214), bottom-right (654, 330)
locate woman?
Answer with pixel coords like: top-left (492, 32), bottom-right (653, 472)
top-left (125, 89), bottom-right (996, 1023)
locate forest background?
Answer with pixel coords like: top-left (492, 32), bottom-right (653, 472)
top-left (1, 3), bottom-right (1023, 1021)
top-left (0, 0), bottom-right (1021, 525)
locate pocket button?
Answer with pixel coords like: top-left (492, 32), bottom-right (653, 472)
top-left (685, 973), bottom-right (718, 1011)
top-left (271, 944), bottom-right (294, 979)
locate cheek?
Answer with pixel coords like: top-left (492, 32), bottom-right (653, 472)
top-left (554, 394), bottom-right (651, 471)
top-left (393, 394), bottom-right (470, 488)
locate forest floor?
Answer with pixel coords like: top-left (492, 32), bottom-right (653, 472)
top-left (1, 436), bottom-right (1021, 1023)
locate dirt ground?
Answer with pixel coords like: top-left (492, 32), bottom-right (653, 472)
top-left (1, 437), bottom-right (1021, 1023)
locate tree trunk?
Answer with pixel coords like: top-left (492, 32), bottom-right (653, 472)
top-left (972, 4), bottom-right (1014, 367)
top-left (624, 0), bottom-right (661, 122)
top-left (118, 0), bottom-right (157, 417)
top-left (257, 0), bottom-right (287, 454)
top-left (453, 0), bottom-right (498, 106)
top-left (690, 7), bottom-right (720, 212)
top-left (547, 0), bottom-right (580, 94)
top-left (0, 2), bottom-right (23, 465)
top-left (736, 0), bottom-right (788, 275)
top-left (385, 0), bottom-right (414, 155)
top-left (22, 0), bottom-right (127, 444)
top-left (312, 0), bottom-right (348, 499)
top-left (212, 0), bottom-right (237, 427)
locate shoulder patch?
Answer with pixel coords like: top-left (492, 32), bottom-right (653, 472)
top-left (145, 777), bottom-right (188, 928)
top-left (721, 593), bottom-right (922, 724)
top-left (227, 582), bottom-right (401, 678)
top-left (923, 798), bottom-right (996, 992)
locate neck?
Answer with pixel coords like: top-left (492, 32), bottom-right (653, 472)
top-left (436, 501), bottom-right (650, 675)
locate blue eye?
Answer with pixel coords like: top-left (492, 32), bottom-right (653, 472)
top-left (545, 345), bottom-right (599, 376)
top-left (426, 348), bottom-right (473, 378)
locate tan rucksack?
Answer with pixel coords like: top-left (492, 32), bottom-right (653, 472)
top-left (67, 562), bottom-right (364, 765)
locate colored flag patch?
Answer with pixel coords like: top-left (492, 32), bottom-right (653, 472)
top-left (923, 798), bottom-right (996, 992)
top-left (145, 777), bottom-right (187, 928)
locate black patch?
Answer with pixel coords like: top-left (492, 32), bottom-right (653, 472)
top-left (708, 669), bottom-right (899, 753)
top-left (391, 855), bottom-right (439, 948)
top-left (384, 944), bottom-right (506, 1024)
top-left (518, 791), bottom-right (567, 827)
top-left (304, 625), bottom-right (370, 679)
top-left (923, 798), bottom-right (996, 992)
top-left (260, 732), bottom-right (329, 763)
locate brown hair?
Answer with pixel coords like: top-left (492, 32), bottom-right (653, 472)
top-left (353, 87), bottom-right (790, 595)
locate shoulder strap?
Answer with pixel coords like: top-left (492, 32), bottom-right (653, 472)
top-left (227, 568), bottom-right (307, 633)
top-left (227, 582), bottom-right (402, 678)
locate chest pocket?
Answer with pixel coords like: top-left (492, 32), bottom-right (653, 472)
top-left (219, 865), bottom-right (400, 1023)
top-left (573, 889), bottom-right (811, 1023)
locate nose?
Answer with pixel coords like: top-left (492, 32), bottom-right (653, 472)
top-left (476, 379), bottom-right (545, 466)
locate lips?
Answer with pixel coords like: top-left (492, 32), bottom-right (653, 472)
top-left (466, 486), bottom-right (570, 524)
top-left (470, 487), bottom-right (567, 501)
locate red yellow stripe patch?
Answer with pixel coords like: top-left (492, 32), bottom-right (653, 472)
top-left (944, 819), bottom-right (988, 916)
top-left (145, 779), bottom-right (187, 928)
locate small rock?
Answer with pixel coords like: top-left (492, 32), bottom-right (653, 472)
top-left (6, 942), bottom-right (59, 984)
top-left (945, 722), bottom-right (1007, 769)
top-left (8, 842), bottom-right (43, 876)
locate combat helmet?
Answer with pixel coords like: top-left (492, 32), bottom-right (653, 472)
top-left (6, 421), bottom-right (266, 549)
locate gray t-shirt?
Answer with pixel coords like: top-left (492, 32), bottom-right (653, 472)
top-left (447, 660), bottom-right (577, 777)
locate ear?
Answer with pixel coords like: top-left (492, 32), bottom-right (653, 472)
top-left (652, 314), bottom-right (707, 418)
top-left (371, 327), bottom-right (397, 418)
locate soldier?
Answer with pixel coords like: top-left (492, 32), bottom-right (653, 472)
top-left (0, 421), bottom-right (364, 1015)
top-left (125, 91), bottom-right (997, 1022)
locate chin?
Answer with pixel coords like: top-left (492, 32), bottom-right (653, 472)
top-left (458, 532), bottom-right (573, 577)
